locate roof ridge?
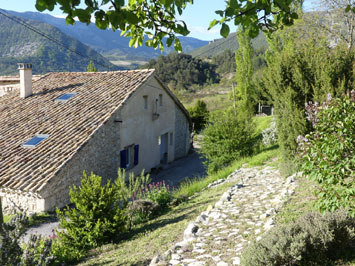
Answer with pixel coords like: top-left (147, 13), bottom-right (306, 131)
top-left (43, 69), bottom-right (155, 75)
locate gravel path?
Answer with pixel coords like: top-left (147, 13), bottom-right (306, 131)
top-left (150, 166), bottom-right (298, 266)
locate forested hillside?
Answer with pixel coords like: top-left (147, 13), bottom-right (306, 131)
top-left (144, 53), bottom-right (219, 90)
top-left (0, 14), bottom-right (119, 75)
top-left (7, 10), bottom-right (209, 67)
top-left (190, 32), bottom-right (267, 58)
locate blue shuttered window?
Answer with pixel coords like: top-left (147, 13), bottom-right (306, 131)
top-left (120, 149), bottom-right (127, 169)
top-left (134, 145), bottom-right (139, 165)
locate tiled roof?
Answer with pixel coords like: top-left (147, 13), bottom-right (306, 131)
top-left (0, 70), bottom-right (155, 193)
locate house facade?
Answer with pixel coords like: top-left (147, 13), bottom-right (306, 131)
top-left (0, 64), bottom-right (191, 213)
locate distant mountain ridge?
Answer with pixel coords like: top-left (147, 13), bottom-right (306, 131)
top-left (0, 12), bottom-right (120, 75)
top-left (190, 32), bottom-right (268, 58)
top-left (6, 10), bottom-right (209, 67)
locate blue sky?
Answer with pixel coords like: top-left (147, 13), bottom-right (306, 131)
top-left (1, 0), bottom-right (317, 40)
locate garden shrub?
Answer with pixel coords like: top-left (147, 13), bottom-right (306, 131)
top-left (187, 100), bottom-right (209, 133)
top-left (115, 169), bottom-right (151, 206)
top-left (298, 92), bottom-right (355, 216)
top-left (142, 181), bottom-right (172, 208)
top-left (55, 172), bottom-right (127, 261)
top-left (241, 209), bottom-right (355, 266)
top-left (200, 109), bottom-right (254, 173)
top-left (0, 214), bottom-right (54, 266)
top-left (128, 199), bottom-right (160, 227)
top-left (262, 24), bottom-right (355, 175)
top-left (20, 235), bottom-right (54, 265)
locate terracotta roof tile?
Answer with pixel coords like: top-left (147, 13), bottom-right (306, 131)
top-left (0, 69), bottom-right (155, 193)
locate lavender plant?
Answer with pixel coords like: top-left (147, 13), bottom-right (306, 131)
top-left (0, 214), bottom-right (54, 266)
top-left (141, 181), bottom-right (172, 208)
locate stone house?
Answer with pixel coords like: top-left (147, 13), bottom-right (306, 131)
top-left (0, 74), bottom-right (42, 96)
top-left (0, 63), bottom-right (191, 213)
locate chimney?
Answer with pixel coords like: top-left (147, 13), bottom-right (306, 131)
top-left (18, 63), bottom-right (32, 98)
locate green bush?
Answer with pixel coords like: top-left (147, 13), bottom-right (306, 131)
top-left (0, 214), bottom-right (54, 265)
top-left (128, 200), bottom-right (160, 227)
top-left (241, 209), bottom-right (355, 266)
top-left (261, 24), bottom-right (355, 174)
top-left (55, 172), bottom-right (127, 261)
top-left (115, 169), bottom-right (151, 206)
top-left (187, 100), bottom-right (209, 133)
top-left (143, 181), bottom-right (172, 208)
top-left (200, 109), bottom-right (254, 173)
top-left (299, 92), bottom-right (355, 216)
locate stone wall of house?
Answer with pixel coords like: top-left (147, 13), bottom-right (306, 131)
top-left (39, 109), bottom-right (122, 211)
top-left (119, 77), bottom-right (176, 175)
top-left (0, 188), bottom-right (44, 214)
top-left (174, 105), bottom-right (190, 159)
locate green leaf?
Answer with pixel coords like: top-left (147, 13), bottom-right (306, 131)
top-left (220, 23), bottom-right (230, 38)
top-left (174, 38), bottom-right (182, 52)
top-left (290, 12), bottom-right (298, 19)
top-left (35, 0), bottom-right (56, 11)
top-left (74, 8), bottom-right (91, 23)
top-left (65, 15), bottom-right (75, 25)
top-left (125, 12), bottom-right (139, 24)
top-left (166, 36), bottom-right (174, 47)
top-left (345, 4), bottom-right (351, 12)
top-left (114, 0), bottom-right (125, 7)
top-left (215, 10), bottom-right (224, 16)
top-left (208, 19), bottom-right (218, 30)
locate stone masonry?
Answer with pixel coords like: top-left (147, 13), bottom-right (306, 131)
top-left (150, 166), bottom-right (298, 266)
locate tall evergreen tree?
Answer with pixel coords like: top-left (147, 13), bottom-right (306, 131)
top-left (235, 29), bottom-right (255, 120)
top-left (87, 60), bottom-right (98, 72)
top-left (261, 15), bottom-right (355, 174)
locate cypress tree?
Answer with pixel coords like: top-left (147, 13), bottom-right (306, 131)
top-left (235, 29), bottom-right (255, 121)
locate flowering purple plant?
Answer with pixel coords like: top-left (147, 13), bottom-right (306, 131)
top-left (298, 90), bottom-right (355, 216)
top-left (138, 180), bottom-right (172, 208)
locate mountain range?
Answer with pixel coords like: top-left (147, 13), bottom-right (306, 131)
top-left (6, 10), bottom-right (209, 68)
top-left (0, 11), bottom-right (121, 75)
top-left (190, 31), bottom-right (268, 58)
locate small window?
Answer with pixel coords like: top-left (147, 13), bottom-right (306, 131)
top-left (120, 144), bottom-right (139, 169)
top-left (159, 94), bottom-right (163, 106)
top-left (170, 132), bottom-right (173, 145)
top-left (143, 95), bottom-right (148, 109)
top-left (23, 134), bottom-right (49, 148)
top-left (55, 93), bottom-right (76, 102)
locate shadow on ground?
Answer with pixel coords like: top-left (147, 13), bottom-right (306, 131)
top-left (150, 149), bottom-right (207, 187)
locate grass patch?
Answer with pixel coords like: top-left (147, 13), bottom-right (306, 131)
top-left (275, 175), bottom-right (317, 225)
top-left (245, 145), bottom-right (280, 167)
top-left (253, 116), bottom-right (273, 135)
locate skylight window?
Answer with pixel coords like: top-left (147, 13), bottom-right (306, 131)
top-left (55, 93), bottom-right (76, 102)
top-left (23, 134), bottom-right (49, 148)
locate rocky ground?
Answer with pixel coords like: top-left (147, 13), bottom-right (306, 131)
top-left (150, 165), bottom-right (298, 266)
